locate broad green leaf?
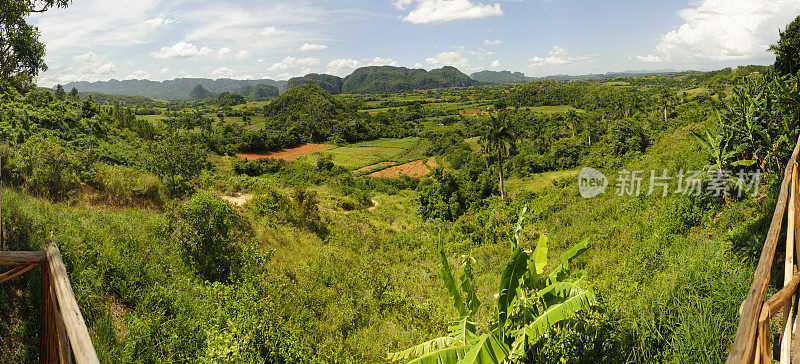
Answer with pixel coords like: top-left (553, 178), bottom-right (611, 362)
top-left (441, 250), bottom-right (468, 317)
top-left (533, 235), bottom-right (548, 275)
top-left (456, 334), bottom-right (510, 364)
top-left (558, 238), bottom-right (589, 264)
top-left (497, 248), bottom-right (529, 336)
top-left (388, 336), bottom-right (454, 361)
top-left (524, 287), bottom-right (596, 340)
top-left (459, 256), bottom-right (481, 317)
top-left (408, 346), bottom-right (471, 364)
top-left (448, 316), bottom-right (479, 346)
top-left (548, 239), bottom-right (590, 282)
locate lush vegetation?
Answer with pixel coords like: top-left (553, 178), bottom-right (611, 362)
top-left (3, 13), bottom-right (800, 363)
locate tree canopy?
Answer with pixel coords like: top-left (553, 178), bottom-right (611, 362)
top-left (0, 0), bottom-right (70, 85)
top-left (771, 15), bottom-right (800, 77)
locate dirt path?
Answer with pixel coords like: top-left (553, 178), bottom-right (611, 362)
top-left (220, 193), bottom-right (253, 206)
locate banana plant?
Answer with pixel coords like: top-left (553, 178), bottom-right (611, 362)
top-left (388, 207), bottom-right (595, 363)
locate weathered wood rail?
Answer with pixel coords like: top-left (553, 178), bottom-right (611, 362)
top-left (0, 241), bottom-right (99, 364)
top-left (728, 134), bottom-right (800, 363)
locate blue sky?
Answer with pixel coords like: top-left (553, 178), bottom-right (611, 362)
top-left (30, 0), bottom-right (800, 86)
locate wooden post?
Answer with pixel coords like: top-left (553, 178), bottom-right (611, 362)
top-left (783, 166), bottom-right (798, 364)
top-left (45, 242), bottom-right (99, 364)
top-left (51, 285), bottom-right (72, 364)
top-left (1, 155), bottom-right (4, 249)
top-left (40, 265), bottom-right (57, 363)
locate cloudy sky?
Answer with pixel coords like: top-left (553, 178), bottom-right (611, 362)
top-left (30, 0), bottom-right (800, 86)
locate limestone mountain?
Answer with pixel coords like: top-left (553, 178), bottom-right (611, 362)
top-left (286, 74), bottom-right (344, 95)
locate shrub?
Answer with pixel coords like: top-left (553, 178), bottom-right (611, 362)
top-left (286, 185), bottom-right (324, 234)
top-left (171, 192), bottom-right (250, 282)
top-left (232, 158), bottom-right (287, 176)
top-left (11, 136), bottom-right (81, 200)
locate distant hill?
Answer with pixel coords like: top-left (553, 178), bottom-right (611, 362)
top-left (265, 84), bottom-right (351, 119)
top-left (470, 70), bottom-right (535, 84)
top-left (286, 74), bottom-right (344, 94)
top-left (77, 92), bottom-right (167, 107)
top-left (189, 84), bottom-right (215, 101)
top-left (341, 66), bottom-right (474, 94)
top-left (60, 78), bottom-right (287, 100)
top-left (234, 84), bottom-right (279, 99)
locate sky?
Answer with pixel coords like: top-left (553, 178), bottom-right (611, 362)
top-left (29, 0), bottom-right (800, 87)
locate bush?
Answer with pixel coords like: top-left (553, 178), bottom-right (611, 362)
top-left (11, 136), bottom-right (81, 200)
top-left (286, 185), bottom-right (325, 234)
top-left (232, 158), bottom-right (287, 176)
top-left (171, 192), bottom-right (250, 282)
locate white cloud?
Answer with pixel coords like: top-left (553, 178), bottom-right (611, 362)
top-left (218, 47), bottom-right (232, 56)
top-left (549, 45), bottom-right (566, 56)
top-left (426, 51), bottom-right (469, 67)
top-left (635, 54), bottom-right (663, 63)
top-left (73, 51), bottom-right (117, 75)
top-left (261, 26), bottom-right (286, 36)
top-left (327, 59), bottom-right (361, 75)
top-left (490, 60), bottom-right (500, 68)
top-left (126, 70), bottom-right (150, 79)
top-left (36, 51), bottom-right (119, 86)
top-left (528, 46), bottom-right (590, 68)
top-left (654, 0), bottom-right (800, 61)
top-left (366, 57), bottom-right (399, 67)
top-left (324, 57), bottom-right (398, 76)
top-left (234, 50), bottom-right (250, 61)
top-left (212, 66), bottom-right (238, 78)
top-left (268, 56), bottom-right (320, 71)
top-left (394, 0), bottom-right (503, 24)
top-left (32, 0), bottom-right (162, 53)
top-left (152, 42), bottom-right (213, 59)
top-left (300, 43), bottom-right (329, 51)
top-left (483, 39), bottom-right (502, 46)
top-left (159, 68), bottom-right (170, 74)
top-left (145, 14), bottom-right (178, 28)
top-left (468, 48), bottom-right (494, 60)
top-left (414, 62), bottom-right (424, 68)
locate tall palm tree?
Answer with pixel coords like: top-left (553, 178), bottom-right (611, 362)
top-left (481, 113), bottom-right (516, 199)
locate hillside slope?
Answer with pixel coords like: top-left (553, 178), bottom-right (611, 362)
top-left (61, 78), bottom-right (287, 100)
top-left (342, 66), bottom-right (473, 94)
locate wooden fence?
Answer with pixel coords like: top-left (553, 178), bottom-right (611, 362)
top-left (0, 241), bottom-right (99, 364)
top-left (728, 134), bottom-right (800, 363)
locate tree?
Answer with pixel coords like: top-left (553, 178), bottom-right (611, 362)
top-left (480, 113), bottom-right (516, 199)
top-left (770, 15), bottom-right (800, 77)
top-left (147, 134), bottom-right (207, 197)
top-left (68, 87), bottom-right (78, 100)
top-left (54, 83), bottom-right (65, 100)
top-left (0, 0), bottom-right (70, 84)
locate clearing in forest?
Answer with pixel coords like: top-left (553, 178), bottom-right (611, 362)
top-left (237, 143), bottom-right (338, 161)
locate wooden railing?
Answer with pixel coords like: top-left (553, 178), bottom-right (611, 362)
top-left (728, 134), bottom-right (800, 363)
top-left (0, 241), bottom-right (99, 364)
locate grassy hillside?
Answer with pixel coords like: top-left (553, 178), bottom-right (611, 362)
top-left (1, 66), bottom-right (796, 362)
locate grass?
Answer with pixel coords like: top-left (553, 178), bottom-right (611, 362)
top-left (309, 146), bottom-right (406, 170)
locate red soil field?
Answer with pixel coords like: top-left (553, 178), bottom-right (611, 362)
top-left (355, 161), bottom-right (394, 173)
top-left (426, 156), bottom-right (439, 168)
top-left (368, 159), bottom-right (430, 178)
top-left (236, 143), bottom-right (338, 161)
